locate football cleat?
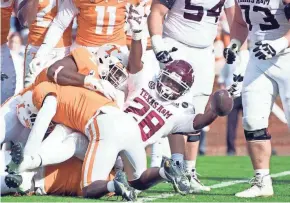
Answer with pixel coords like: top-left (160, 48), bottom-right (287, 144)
top-left (6, 142), bottom-right (24, 174)
top-left (235, 174), bottom-right (274, 198)
top-left (5, 174), bottom-right (23, 188)
top-left (5, 172), bottom-right (35, 194)
top-left (113, 171), bottom-right (137, 201)
top-left (163, 158), bottom-right (190, 195)
top-left (186, 171), bottom-right (211, 193)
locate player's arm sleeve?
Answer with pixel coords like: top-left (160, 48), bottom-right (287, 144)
top-left (224, 0), bottom-right (235, 9)
top-left (127, 67), bottom-right (151, 94)
top-left (24, 95), bottom-right (57, 155)
top-left (35, 0), bottom-right (78, 58)
top-left (172, 114), bottom-right (197, 134)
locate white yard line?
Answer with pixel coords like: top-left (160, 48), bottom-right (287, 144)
top-left (138, 193), bottom-right (174, 202)
top-left (210, 170), bottom-right (290, 189)
top-left (139, 171), bottom-right (290, 202)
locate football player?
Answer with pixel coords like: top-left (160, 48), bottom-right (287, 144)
top-left (24, 0), bottom-right (74, 87)
top-left (223, 0), bottom-right (290, 198)
top-left (148, 0), bottom-right (236, 192)
top-left (1, 0), bottom-right (37, 104)
top-left (1, 150), bottom-right (116, 197)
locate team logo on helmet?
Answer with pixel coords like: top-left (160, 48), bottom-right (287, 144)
top-left (148, 81), bottom-right (155, 89)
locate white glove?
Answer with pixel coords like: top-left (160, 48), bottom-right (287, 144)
top-left (128, 0), bottom-right (148, 40)
top-left (84, 76), bottom-right (118, 101)
top-left (28, 56), bottom-right (47, 77)
top-left (253, 37), bottom-right (289, 60)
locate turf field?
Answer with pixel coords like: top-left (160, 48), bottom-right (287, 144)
top-left (2, 156), bottom-right (290, 202)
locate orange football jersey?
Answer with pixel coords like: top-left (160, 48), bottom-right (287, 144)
top-left (74, 0), bottom-right (138, 46)
top-left (1, 0), bottom-right (14, 45)
top-left (32, 81), bottom-right (117, 133)
top-left (28, 0), bottom-right (72, 47)
top-left (44, 157), bottom-right (115, 196)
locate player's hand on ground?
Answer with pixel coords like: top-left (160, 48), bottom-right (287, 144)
top-left (253, 37), bottom-right (288, 60)
top-left (227, 74), bottom-right (244, 99)
top-left (29, 56), bottom-right (47, 76)
top-left (128, 0), bottom-right (148, 33)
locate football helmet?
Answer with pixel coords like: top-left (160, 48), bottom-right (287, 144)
top-left (156, 60), bottom-right (194, 101)
top-left (16, 91), bottom-right (38, 129)
top-left (95, 44), bottom-right (129, 89)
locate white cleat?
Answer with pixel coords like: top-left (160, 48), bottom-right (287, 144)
top-left (235, 174), bottom-right (274, 198)
top-left (186, 171), bottom-right (211, 193)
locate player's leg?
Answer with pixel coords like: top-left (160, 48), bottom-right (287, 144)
top-left (1, 45), bottom-right (17, 104)
top-left (235, 57), bottom-right (277, 198)
top-left (0, 95), bottom-right (27, 144)
top-left (184, 45), bottom-right (215, 193)
top-left (24, 44), bottom-right (38, 87)
top-left (150, 137), bottom-right (170, 167)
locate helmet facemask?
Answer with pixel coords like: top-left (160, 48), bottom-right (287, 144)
top-left (104, 61), bottom-right (128, 89)
top-left (156, 69), bottom-right (191, 101)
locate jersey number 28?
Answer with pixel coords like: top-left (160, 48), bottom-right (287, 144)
top-left (125, 97), bottom-right (165, 141)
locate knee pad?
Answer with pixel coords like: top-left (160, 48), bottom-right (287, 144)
top-left (243, 116), bottom-right (269, 131)
top-left (187, 134), bottom-right (201, 142)
top-left (244, 128), bottom-right (271, 141)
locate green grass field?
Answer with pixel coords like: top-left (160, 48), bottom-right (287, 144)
top-left (2, 156), bottom-right (290, 202)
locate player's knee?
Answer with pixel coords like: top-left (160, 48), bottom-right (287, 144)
top-left (244, 128), bottom-right (271, 142)
top-left (242, 116), bottom-right (268, 131)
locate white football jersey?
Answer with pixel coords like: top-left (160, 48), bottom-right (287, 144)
top-left (238, 0), bottom-right (290, 42)
top-left (163, 0), bottom-right (235, 48)
top-left (124, 68), bottom-right (197, 147)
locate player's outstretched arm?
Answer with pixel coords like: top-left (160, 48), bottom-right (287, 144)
top-left (16, 0), bottom-right (38, 27)
top-left (35, 0), bottom-right (77, 59)
top-left (128, 1), bottom-right (148, 74)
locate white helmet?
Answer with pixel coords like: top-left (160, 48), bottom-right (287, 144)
top-left (16, 91), bottom-right (38, 129)
top-left (95, 44), bottom-right (129, 89)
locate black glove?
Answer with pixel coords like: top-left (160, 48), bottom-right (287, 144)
top-left (1, 72), bottom-right (8, 81)
top-left (223, 45), bottom-right (238, 64)
top-left (155, 47), bottom-right (178, 64)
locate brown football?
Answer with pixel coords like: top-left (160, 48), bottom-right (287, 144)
top-left (210, 89), bottom-right (234, 116)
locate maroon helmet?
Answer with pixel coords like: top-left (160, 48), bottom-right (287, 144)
top-left (156, 60), bottom-right (194, 101)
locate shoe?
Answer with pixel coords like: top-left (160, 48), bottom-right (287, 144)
top-left (6, 142), bottom-right (24, 174)
top-left (163, 158), bottom-right (190, 195)
top-left (5, 172), bottom-right (34, 195)
top-left (186, 170), bottom-right (211, 193)
top-left (235, 174), bottom-right (274, 198)
top-left (113, 172), bottom-right (137, 201)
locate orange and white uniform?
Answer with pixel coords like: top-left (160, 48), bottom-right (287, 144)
top-left (34, 157), bottom-right (115, 196)
top-left (35, 0), bottom-right (139, 58)
top-left (0, 47), bottom-right (99, 146)
top-left (24, 0), bottom-right (73, 87)
top-left (1, 0), bottom-right (23, 104)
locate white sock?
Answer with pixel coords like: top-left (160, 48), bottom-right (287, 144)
top-left (107, 180), bottom-right (115, 192)
top-left (151, 141), bottom-right (163, 167)
top-left (255, 169), bottom-right (270, 177)
top-left (171, 153), bottom-right (184, 166)
top-left (184, 160), bottom-right (196, 173)
top-left (159, 167), bottom-right (168, 181)
top-left (18, 154), bottom-right (41, 172)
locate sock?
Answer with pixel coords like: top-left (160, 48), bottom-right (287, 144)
top-left (171, 153), bottom-right (184, 166)
top-left (159, 167), bottom-right (168, 181)
top-left (107, 180), bottom-right (115, 192)
top-left (151, 141), bottom-right (163, 167)
top-left (184, 160), bottom-right (196, 173)
top-left (18, 154), bottom-right (41, 172)
top-left (255, 169), bottom-right (270, 177)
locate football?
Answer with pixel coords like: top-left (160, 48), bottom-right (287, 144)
top-left (210, 89), bottom-right (234, 116)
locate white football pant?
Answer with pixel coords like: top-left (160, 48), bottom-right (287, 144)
top-left (242, 52), bottom-right (290, 131)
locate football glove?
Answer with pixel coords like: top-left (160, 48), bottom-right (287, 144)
top-left (227, 74), bottom-right (244, 99)
top-left (253, 37), bottom-right (289, 60)
top-left (84, 75), bottom-right (118, 101)
top-left (128, 1), bottom-right (148, 40)
top-left (223, 39), bottom-right (241, 64)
